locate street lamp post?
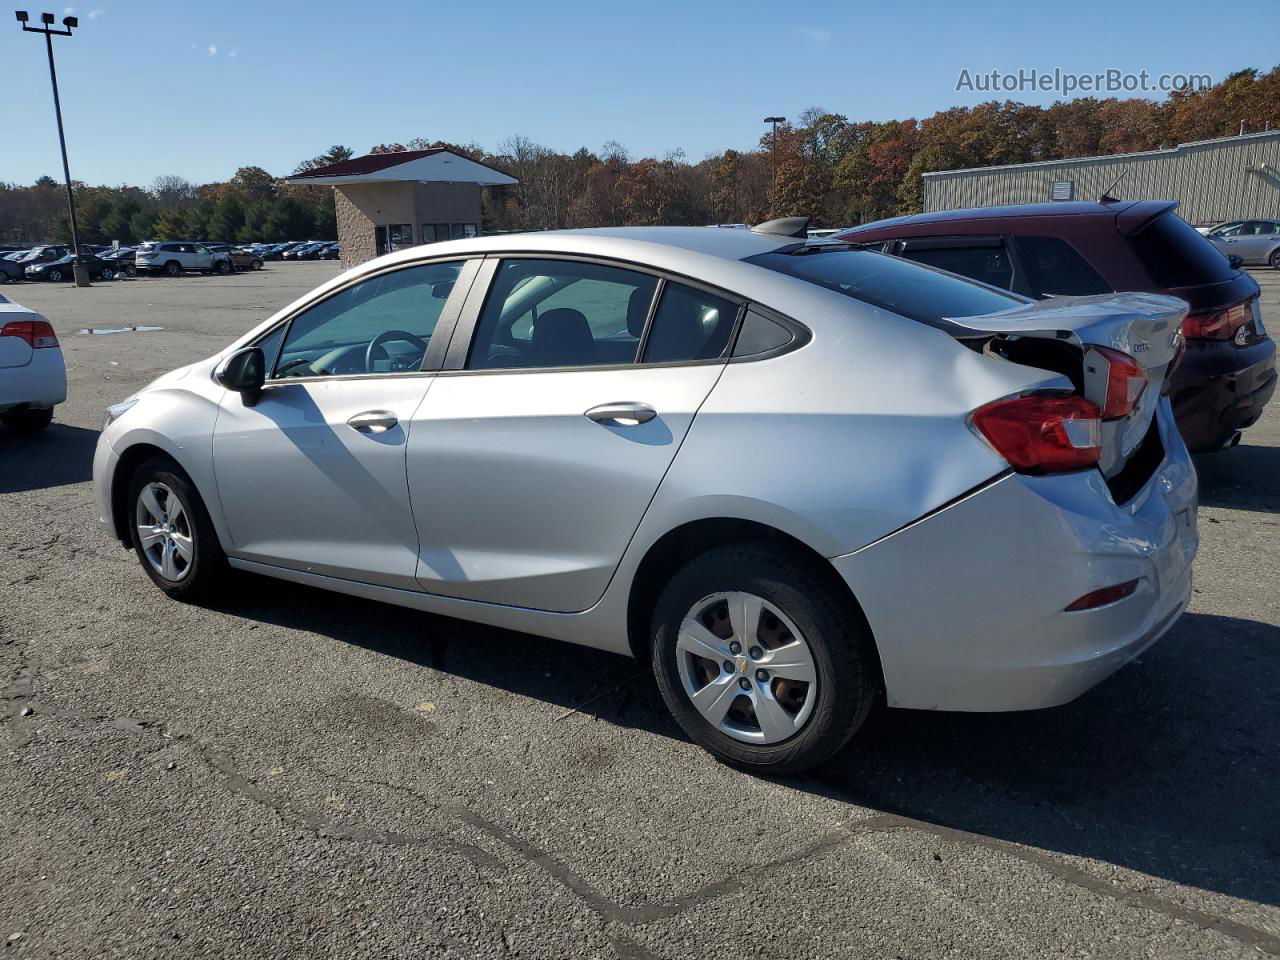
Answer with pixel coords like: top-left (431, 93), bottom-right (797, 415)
top-left (16, 10), bottom-right (89, 287)
top-left (763, 116), bottom-right (786, 174)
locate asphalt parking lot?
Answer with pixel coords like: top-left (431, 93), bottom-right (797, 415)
top-left (2, 263), bottom-right (1278, 959)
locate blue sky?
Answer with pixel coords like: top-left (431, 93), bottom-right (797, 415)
top-left (4, 0), bottom-right (1278, 186)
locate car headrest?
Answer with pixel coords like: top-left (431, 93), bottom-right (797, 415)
top-left (532, 308), bottom-right (594, 365)
top-left (627, 287), bottom-right (652, 338)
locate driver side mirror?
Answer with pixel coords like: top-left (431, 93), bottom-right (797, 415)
top-left (215, 346), bottom-right (265, 406)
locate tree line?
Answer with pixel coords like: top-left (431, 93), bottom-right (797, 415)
top-left (2, 66), bottom-right (1276, 245)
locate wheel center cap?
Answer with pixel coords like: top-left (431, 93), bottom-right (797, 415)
top-left (737, 657), bottom-right (751, 675)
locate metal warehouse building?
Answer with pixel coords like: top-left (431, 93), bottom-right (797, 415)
top-left (923, 130), bottom-right (1280, 225)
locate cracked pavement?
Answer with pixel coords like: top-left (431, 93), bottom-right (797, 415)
top-left (2, 263), bottom-right (1278, 958)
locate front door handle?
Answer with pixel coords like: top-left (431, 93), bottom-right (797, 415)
top-left (585, 402), bottom-right (657, 426)
top-left (347, 410), bottom-right (399, 433)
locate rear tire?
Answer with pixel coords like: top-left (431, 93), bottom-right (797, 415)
top-left (1, 406), bottom-right (53, 432)
top-left (127, 456), bottom-right (228, 602)
top-left (1271, 249), bottom-right (1280, 270)
top-left (251, 259), bottom-right (263, 271)
top-left (650, 543), bottom-right (879, 774)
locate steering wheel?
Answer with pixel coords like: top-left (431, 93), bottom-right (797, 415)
top-left (365, 329), bottom-right (427, 373)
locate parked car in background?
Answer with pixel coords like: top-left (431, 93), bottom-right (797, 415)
top-left (319, 242), bottom-right (340, 260)
top-left (228, 247), bottom-right (264, 271)
top-left (0, 293), bottom-right (65, 432)
top-left (99, 247), bottom-right (138, 277)
top-left (135, 241), bottom-right (233, 277)
top-left (1205, 219), bottom-right (1280, 268)
top-left (0, 254), bottom-right (24, 284)
top-left (14, 244), bottom-right (74, 268)
top-left (838, 200), bottom-right (1276, 452)
top-left (25, 252), bottom-right (119, 282)
top-left (94, 224), bottom-right (1197, 773)
top-left (283, 242), bottom-right (325, 261)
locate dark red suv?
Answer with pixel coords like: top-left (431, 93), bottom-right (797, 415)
top-left (837, 201), bottom-right (1276, 451)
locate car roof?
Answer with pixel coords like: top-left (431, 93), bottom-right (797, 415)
top-left (840, 200), bottom-right (1178, 239)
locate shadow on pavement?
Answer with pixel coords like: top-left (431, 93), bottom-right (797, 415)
top-left (219, 574), bottom-right (1280, 908)
top-left (1195, 443), bottom-right (1280, 513)
top-left (0, 423), bottom-right (98, 494)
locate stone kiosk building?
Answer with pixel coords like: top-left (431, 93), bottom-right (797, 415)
top-left (287, 149), bottom-right (518, 268)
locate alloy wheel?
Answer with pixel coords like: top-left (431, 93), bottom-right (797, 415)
top-left (48, 269), bottom-right (62, 282)
top-left (134, 481), bottom-right (195, 582)
top-left (675, 591), bottom-right (818, 744)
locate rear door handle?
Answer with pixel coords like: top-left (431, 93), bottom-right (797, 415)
top-left (585, 402), bottom-right (657, 426)
top-left (347, 410), bottom-right (399, 433)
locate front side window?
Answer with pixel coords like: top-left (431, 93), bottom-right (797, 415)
top-left (467, 259), bottom-right (658, 370)
top-left (1209, 221), bottom-right (1244, 237)
top-left (272, 260), bottom-right (463, 379)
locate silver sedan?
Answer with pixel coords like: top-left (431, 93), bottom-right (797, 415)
top-left (92, 224), bottom-right (1198, 772)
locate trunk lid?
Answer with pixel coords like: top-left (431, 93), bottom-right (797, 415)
top-left (947, 292), bottom-right (1187, 477)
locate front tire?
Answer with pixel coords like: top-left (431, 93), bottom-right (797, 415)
top-left (128, 456), bottom-right (227, 602)
top-left (164, 260), bottom-right (181, 277)
top-left (651, 543), bottom-right (879, 774)
top-left (214, 260), bottom-right (231, 275)
top-left (100, 267), bottom-right (115, 280)
top-left (47, 269), bottom-right (63, 282)
top-left (1270, 249), bottom-right (1280, 270)
top-left (1, 406), bottom-right (53, 432)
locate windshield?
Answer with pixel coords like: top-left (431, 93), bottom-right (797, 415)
top-left (745, 247), bottom-right (1023, 326)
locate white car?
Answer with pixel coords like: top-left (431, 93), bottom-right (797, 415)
top-left (93, 222), bottom-right (1198, 772)
top-left (135, 241), bottom-right (233, 277)
top-left (0, 294), bottom-right (66, 432)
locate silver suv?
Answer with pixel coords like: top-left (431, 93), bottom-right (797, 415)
top-left (135, 242), bottom-right (233, 277)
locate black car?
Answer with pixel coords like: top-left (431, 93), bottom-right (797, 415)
top-left (24, 252), bottom-right (118, 282)
top-left (99, 247), bottom-right (138, 277)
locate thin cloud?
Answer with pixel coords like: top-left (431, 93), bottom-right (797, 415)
top-left (207, 44), bottom-right (217, 56)
top-left (63, 6), bottom-right (74, 13)
top-left (797, 26), bottom-right (831, 47)
top-left (228, 48), bottom-right (238, 59)
top-left (87, 8), bottom-right (102, 18)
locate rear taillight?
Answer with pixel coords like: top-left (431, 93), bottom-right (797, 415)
top-left (970, 393), bottom-right (1102, 474)
top-left (1182, 301), bottom-right (1250, 340)
top-left (1085, 345), bottom-right (1147, 420)
top-left (0, 319), bottom-right (58, 348)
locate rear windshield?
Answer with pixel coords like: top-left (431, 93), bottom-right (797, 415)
top-left (744, 247), bottom-right (1022, 325)
top-left (1130, 214), bottom-right (1235, 288)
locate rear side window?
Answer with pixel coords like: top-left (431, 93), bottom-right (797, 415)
top-left (745, 248), bottom-right (1022, 325)
top-left (1015, 235), bottom-right (1111, 297)
top-left (641, 283), bottom-right (739, 363)
top-left (900, 244), bottom-right (1014, 290)
top-left (467, 259), bottom-right (658, 370)
top-left (1130, 214), bottom-right (1234, 288)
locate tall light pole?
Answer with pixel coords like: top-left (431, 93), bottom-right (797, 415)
top-left (763, 116), bottom-right (786, 175)
top-left (16, 10), bottom-right (89, 287)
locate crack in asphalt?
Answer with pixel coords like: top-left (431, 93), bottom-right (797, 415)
top-left (4, 662), bottom-right (1278, 959)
